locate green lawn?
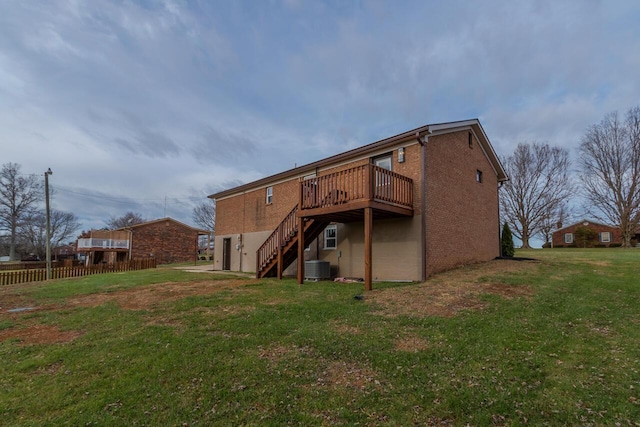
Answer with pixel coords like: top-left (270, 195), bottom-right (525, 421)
top-left (1, 250), bottom-right (640, 426)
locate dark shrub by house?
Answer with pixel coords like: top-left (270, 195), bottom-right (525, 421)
top-left (501, 223), bottom-right (515, 257)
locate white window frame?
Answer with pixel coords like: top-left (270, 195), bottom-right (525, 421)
top-left (374, 155), bottom-right (392, 171)
top-left (373, 154), bottom-right (393, 197)
top-left (600, 232), bottom-right (611, 243)
top-left (564, 233), bottom-right (574, 244)
top-left (324, 225), bottom-right (337, 250)
top-left (266, 186), bottom-right (273, 204)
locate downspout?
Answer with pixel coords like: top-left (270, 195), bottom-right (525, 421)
top-left (497, 181), bottom-right (504, 257)
top-left (240, 192), bottom-right (246, 272)
top-left (418, 128), bottom-right (431, 282)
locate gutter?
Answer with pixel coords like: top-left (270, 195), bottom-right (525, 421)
top-left (210, 124), bottom-right (433, 200)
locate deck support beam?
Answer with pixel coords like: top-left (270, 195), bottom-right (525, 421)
top-left (297, 217), bottom-right (305, 284)
top-left (277, 245), bottom-right (283, 279)
top-left (364, 206), bottom-right (373, 291)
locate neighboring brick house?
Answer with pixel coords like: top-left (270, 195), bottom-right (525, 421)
top-left (53, 244), bottom-right (78, 261)
top-left (551, 220), bottom-right (624, 248)
top-left (210, 119), bottom-right (508, 290)
top-left (77, 218), bottom-right (209, 265)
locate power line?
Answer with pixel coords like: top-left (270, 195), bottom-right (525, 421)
top-left (54, 185), bottom-right (208, 205)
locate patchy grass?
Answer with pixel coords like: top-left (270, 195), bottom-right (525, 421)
top-left (1, 250), bottom-right (640, 425)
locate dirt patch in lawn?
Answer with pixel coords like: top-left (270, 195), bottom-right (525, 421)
top-left (317, 360), bottom-right (384, 393)
top-left (67, 279), bottom-right (258, 310)
top-left (0, 278), bottom-right (257, 344)
top-left (0, 323), bottom-right (83, 345)
top-left (395, 333), bottom-right (431, 352)
top-left (370, 259), bottom-right (536, 318)
top-left (333, 320), bottom-right (362, 335)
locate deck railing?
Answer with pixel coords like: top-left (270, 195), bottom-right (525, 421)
top-left (300, 164), bottom-right (413, 210)
top-left (256, 204), bottom-right (300, 275)
top-left (77, 238), bottom-right (130, 250)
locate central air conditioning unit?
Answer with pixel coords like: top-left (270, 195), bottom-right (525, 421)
top-left (304, 260), bottom-right (330, 281)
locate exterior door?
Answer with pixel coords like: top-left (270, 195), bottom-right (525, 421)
top-left (222, 238), bottom-right (231, 270)
top-left (374, 155), bottom-right (393, 199)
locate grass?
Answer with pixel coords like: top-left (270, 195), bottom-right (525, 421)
top-left (1, 251), bottom-right (640, 425)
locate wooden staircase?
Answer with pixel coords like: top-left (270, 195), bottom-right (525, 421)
top-left (256, 204), bottom-right (329, 278)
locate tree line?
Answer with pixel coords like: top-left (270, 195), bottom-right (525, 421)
top-left (501, 106), bottom-right (640, 248)
top-left (0, 161), bottom-right (216, 262)
top-left (0, 163), bottom-right (80, 261)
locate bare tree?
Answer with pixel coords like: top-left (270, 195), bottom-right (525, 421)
top-left (106, 211), bottom-right (145, 229)
top-left (579, 106), bottom-right (640, 247)
top-left (0, 163), bottom-right (43, 260)
top-left (18, 210), bottom-right (81, 259)
top-left (500, 143), bottom-right (573, 248)
top-left (192, 200), bottom-right (215, 233)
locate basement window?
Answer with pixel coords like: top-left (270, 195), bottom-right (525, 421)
top-left (266, 186), bottom-right (273, 204)
top-left (324, 225), bottom-right (337, 250)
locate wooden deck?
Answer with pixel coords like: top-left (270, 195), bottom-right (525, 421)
top-left (298, 164), bottom-right (414, 222)
top-left (256, 163), bottom-right (415, 290)
top-left (296, 164), bottom-right (414, 291)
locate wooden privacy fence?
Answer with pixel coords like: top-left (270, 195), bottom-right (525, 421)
top-left (0, 260), bottom-right (83, 271)
top-left (0, 259), bottom-right (157, 286)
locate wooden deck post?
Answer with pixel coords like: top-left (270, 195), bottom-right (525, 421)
top-left (364, 206), bottom-right (372, 291)
top-left (277, 223), bottom-right (283, 279)
top-left (297, 217), bottom-right (305, 284)
top-left (277, 246), bottom-right (283, 279)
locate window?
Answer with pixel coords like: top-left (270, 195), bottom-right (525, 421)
top-left (324, 225), bottom-right (337, 249)
top-left (266, 186), bottom-right (273, 204)
top-left (374, 155), bottom-right (392, 171)
top-left (600, 232), bottom-right (611, 243)
top-left (564, 233), bottom-right (574, 244)
top-left (476, 170), bottom-right (483, 183)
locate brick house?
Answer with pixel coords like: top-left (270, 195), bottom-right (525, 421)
top-left (77, 218), bottom-right (210, 265)
top-left (210, 119), bottom-right (508, 290)
top-left (551, 219), bottom-right (624, 248)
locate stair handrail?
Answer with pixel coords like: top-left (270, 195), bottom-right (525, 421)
top-left (256, 204), bottom-right (299, 275)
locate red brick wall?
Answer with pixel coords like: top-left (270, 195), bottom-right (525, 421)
top-left (215, 129), bottom-right (501, 276)
top-left (216, 179), bottom-right (299, 235)
top-left (551, 221), bottom-right (622, 247)
top-left (130, 220), bottom-right (200, 264)
top-left (425, 131), bottom-right (500, 274)
top-left (216, 143), bottom-right (425, 238)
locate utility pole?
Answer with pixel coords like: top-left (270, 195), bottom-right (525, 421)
top-left (44, 168), bottom-right (53, 280)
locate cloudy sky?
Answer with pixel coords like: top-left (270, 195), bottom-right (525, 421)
top-left (1, 0), bottom-right (639, 233)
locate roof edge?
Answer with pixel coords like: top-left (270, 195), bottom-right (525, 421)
top-left (116, 217), bottom-right (210, 234)
top-left (552, 219), bottom-right (617, 233)
top-left (210, 119), bottom-right (507, 200)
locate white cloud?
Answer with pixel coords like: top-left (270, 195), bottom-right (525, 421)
top-left (1, 0), bottom-right (639, 235)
